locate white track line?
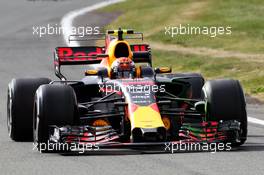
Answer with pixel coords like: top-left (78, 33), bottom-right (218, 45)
top-left (61, 0), bottom-right (125, 46)
top-left (248, 116), bottom-right (264, 126)
top-left (61, 0), bottom-right (264, 127)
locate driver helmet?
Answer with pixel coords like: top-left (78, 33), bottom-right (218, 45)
top-left (111, 57), bottom-right (135, 78)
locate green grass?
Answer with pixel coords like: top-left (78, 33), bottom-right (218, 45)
top-left (100, 0), bottom-right (194, 32)
top-left (102, 0), bottom-right (264, 54)
top-left (152, 50), bottom-right (264, 98)
top-left (150, 0), bottom-right (264, 54)
top-left (101, 0), bottom-right (264, 100)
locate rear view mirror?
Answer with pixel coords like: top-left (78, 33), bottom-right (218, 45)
top-left (85, 69), bottom-right (98, 76)
top-left (85, 68), bottom-right (108, 78)
top-left (154, 67), bottom-right (172, 74)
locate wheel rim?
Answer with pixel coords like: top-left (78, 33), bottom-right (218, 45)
top-left (7, 88), bottom-right (12, 137)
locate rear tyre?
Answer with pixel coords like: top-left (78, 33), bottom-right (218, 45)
top-left (7, 78), bottom-right (51, 141)
top-left (202, 79), bottom-right (247, 146)
top-left (33, 84), bottom-right (78, 153)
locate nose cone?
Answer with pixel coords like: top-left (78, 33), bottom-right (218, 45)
top-left (129, 104), bottom-right (165, 129)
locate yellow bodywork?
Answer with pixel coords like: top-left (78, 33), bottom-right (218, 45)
top-left (130, 106), bottom-right (165, 129)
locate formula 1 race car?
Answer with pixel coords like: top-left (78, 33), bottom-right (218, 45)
top-left (7, 28), bottom-right (247, 153)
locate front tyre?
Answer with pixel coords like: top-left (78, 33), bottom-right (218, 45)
top-left (202, 79), bottom-right (247, 146)
top-left (33, 84), bottom-right (78, 153)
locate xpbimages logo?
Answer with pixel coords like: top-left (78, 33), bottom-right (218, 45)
top-left (33, 141), bottom-right (100, 153)
top-left (98, 82), bottom-right (166, 95)
top-left (32, 23), bottom-right (100, 37)
top-left (165, 24), bottom-right (232, 38)
top-left (164, 142), bottom-right (232, 153)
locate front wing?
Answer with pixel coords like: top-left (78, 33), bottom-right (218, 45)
top-left (47, 120), bottom-right (240, 153)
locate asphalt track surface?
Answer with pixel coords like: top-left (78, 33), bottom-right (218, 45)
top-left (0, 0), bottom-right (264, 175)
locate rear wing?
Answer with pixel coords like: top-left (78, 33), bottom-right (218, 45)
top-left (130, 44), bottom-right (152, 66)
top-left (130, 44), bottom-right (148, 52)
top-left (54, 47), bottom-right (106, 80)
top-left (54, 44), bottom-right (152, 80)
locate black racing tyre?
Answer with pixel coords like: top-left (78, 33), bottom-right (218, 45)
top-left (7, 78), bottom-right (51, 141)
top-left (164, 73), bottom-right (204, 99)
top-left (202, 79), bottom-right (247, 145)
top-left (33, 84), bottom-right (78, 152)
